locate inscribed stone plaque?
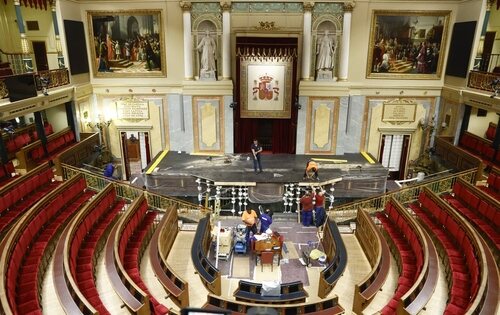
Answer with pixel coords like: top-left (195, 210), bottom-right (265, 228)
top-left (116, 100), bottom-right (149, 119)
top-left (382, 103), bottom-right (416, 122)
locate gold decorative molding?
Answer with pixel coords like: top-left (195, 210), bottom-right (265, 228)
top-left (343, 1), bottom-right (355, 12)
top-left (192, 96), bottom-right (224, 154)
top-left (305, 97), bottom-right (339, 154)
top-left (303, 1), bottom-right (314, 12)
top-left (220, 1), bottom-right (231, 11)
top-left (179, 1), bottom-right (192, 11)
top-left (255, 21), bottom-right (279, 31)
top-left (200, 103), bottom-right (217, 147)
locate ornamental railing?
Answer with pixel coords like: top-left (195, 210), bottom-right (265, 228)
top-left (467, 70), bottom-right (498, 93)
top-left (328, 168), bottom-right (478, 223)
top-left (0, 68), bottom-right (70, 99)
top-left (61, 163), bottom-right (211, 221)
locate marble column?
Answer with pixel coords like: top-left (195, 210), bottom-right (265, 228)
top-left (180, 1), bottom-right (193, 80)
top-left (51, 1), bottom-right (65, 68)
top-left (221, 2), bottom-right (231, 80)
top-left (13, 0), bottom-right (33, 72)
top-left (301, 2), bottom-right (313, 80)
top-left (339, 2), bottom-right (354, 81)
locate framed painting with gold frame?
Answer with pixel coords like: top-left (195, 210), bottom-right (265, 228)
top-left (240, 59), bottom-right (292, 119)
top-left (87, 10), bottom-right (166, 77)
top-left (366, 10), bottom-right (450, 79)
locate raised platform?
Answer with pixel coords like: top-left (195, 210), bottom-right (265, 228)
top-left (144, 152), bottom-right (388, 201)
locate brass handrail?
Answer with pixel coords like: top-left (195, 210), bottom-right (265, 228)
top-left (61, 163), bottom-right (211, 221)
top-left (328, 168), bottom-right (478, 223)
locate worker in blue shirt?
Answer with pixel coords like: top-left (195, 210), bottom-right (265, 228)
top-left (259, 208), bottom-right (273, 233)
top-left (103, 162), bottom-right (116, 178)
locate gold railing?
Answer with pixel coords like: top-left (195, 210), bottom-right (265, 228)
top-left (1, 68), bottom-right (70, 99)
top-left (329, 168), bottom-right (478, 223)
top-left (467, 70), bottom-right (497, 92)
top-left (61, 164), bottom-right (211, 221)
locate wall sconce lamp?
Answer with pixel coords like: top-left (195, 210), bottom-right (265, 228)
top-left (294, 96), bottom-right (302, 110)
top-left (229, 101), bottom-right (238, 110)
top-left (418, 116), bottom-right (435, 131)
top-left (441, 122), bottom-right (447, 130)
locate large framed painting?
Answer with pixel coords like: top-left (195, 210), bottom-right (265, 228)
top-left (87, 10), bottom-right (166, 77)
top-left (240, 59), bottom-right (293, 119)
top-left (367, 10), bottom-right (450, 79)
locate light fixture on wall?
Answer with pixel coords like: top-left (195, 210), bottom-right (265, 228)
top-left (294, 96), bottom-right (302, 110)
top-left (441, 122), bottom-right (447, 130)
top-left (418, 116), bottom-right (435, 132)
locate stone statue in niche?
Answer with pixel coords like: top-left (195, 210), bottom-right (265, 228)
top-left (316, 30), bottom-right (335, 81)
top-left (197, 29), bottom-right (217, 80)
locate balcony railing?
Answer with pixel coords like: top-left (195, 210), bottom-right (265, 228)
top-left (467, 70), bottom-right (498, 92)
top-left (0, 68), bottom-right (70, 100)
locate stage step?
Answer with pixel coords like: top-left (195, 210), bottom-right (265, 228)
top-left (272, 212), bottom-right (298, 222)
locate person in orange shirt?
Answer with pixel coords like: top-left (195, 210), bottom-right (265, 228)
top-left (303, 160), bottom-right (319, 180)
top-left (241, 208), bottom-right (258, 242)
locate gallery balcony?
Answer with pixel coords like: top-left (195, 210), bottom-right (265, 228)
top-left (467, 53), bottom-right (500, 95)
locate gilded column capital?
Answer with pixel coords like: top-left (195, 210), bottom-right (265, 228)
top-left (343, 1), bottom-right (355, 12)
top-left (51, 0), bottom-right (57, 11)
top-left (220, 1), bottom-right (231, 11)
top-left (13, 0), bottom-right (20, 6)
top-left (179, 1), bottom-right (192, 12)
top-left (303, 1), bottom-right (314, 12)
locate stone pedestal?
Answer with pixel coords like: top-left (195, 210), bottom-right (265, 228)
top-left (316, 70), bottom-right (335, 81)
top-left (200, 70), bottom-right (216, 81)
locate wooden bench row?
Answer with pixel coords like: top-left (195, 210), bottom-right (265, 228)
top-left (15, 127), bottom-right (75, 172)
top-left (443, 177), bottom-right (499, 263)
top-left (459, 131), bottom-right (499, 168)
top-left (105, 194), bottom-right (153, 315)
top-left (0, 162), bottom-right (59, 236)
top-left (318, 218), bottom-right (347, 299)
top-left (149, 206), bottom-right (190, 308)
top-left (192, 214), bottom-right (221, 295)
top-left (480, 166), bottom-right (500, 200)
top-left (434, 136), bottom-right (484, 182)
top-left (204, 293), bottom-right (344, 315)
top-left (0, 174), bottom-right (93, 315)
top-left (119, 200), bottom-right (169, 315)
top-left (233, 280), bottom-right (308, 304)
top-left (352, 208), bottom-right (390, 314)
top-left (53, 184), bottom-right (124, 315)
top-left (412, 188), bottom-right (498, 314)
top-left (377, 198), bottom-right (439, 315)
top-left (3, 122), bottom-right (53, 157)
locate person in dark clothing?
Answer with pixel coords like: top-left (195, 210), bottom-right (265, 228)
top-left (259, 208), bottom-right (273, 233)
top-left (103, 162), bottom-right (116, 178)
top-left (251, 139), bottom-right (263, 174)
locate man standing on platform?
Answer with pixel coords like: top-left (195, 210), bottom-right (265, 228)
top-left (242, 208), bottom-right (258, 243)
top-left (251, 139), bottom-right (263, 174)
top-left (314, 190), bottom-right (326, 228)
top-left (300, 190), bottom-right (314, 226)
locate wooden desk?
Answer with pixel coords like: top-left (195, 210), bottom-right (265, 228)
top-left (253, 234), bottom-right (283, 266)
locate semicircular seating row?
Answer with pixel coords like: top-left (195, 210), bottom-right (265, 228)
top-left (0, 164), bottom-right (498, 315)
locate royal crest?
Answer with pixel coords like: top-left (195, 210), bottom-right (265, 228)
top-left (252, 74), bottom-right (280, 101)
